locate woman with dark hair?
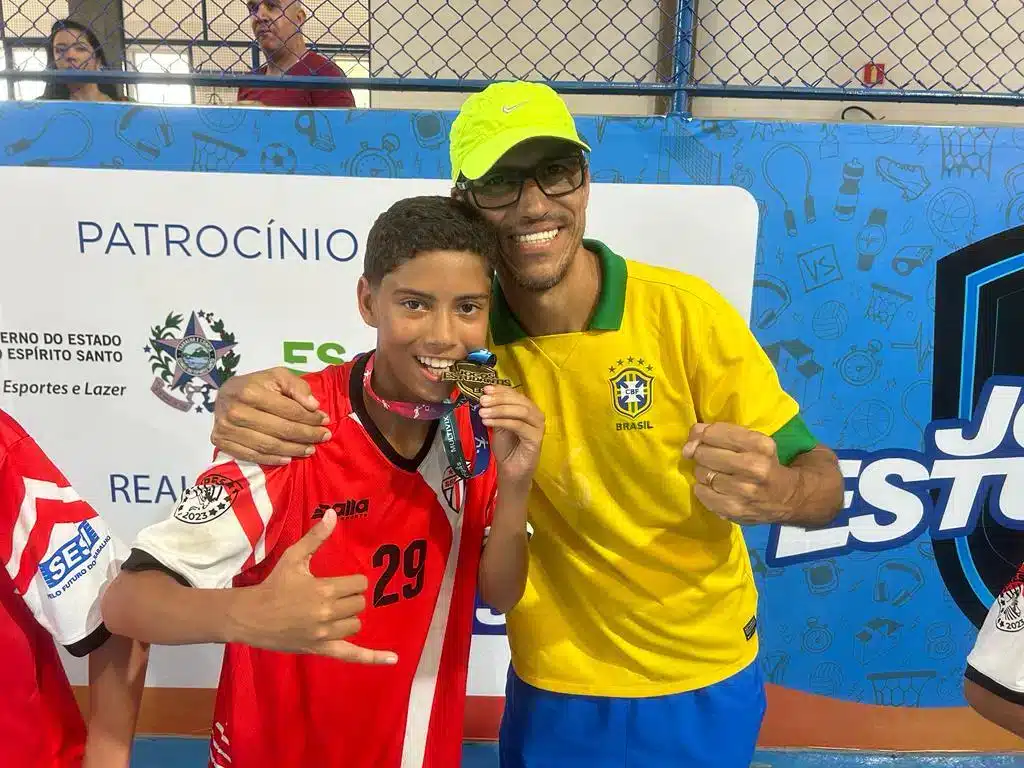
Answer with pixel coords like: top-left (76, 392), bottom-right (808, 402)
top-left (39, 19), bottom-right (128, 102)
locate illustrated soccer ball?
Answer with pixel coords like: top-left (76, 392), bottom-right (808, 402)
top-left (260, 142), bottom-right (297, 174)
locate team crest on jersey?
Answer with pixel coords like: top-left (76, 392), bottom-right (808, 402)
top-left (147, 310), bottom-right (239, 414)
top-left (172, 474), bottom-right (242, 525)
top-left (996, 565), bottom-right (1024, 632)
top-left (441, 465), bottom-right (465, 514)
top-left (608, 358), bottom-right (655, 420)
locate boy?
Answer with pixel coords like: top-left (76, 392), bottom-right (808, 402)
top-left (100, 195), bottom-right (543, 768)
top-left (0, 407), bottom-right (148, 768)
top-left (963, 562), bottom-right (1024, 738)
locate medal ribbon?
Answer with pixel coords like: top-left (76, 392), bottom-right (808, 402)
top-left (362, 350), bottom-right (493, 479)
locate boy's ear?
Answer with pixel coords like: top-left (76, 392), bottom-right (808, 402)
top-left (356, 275), bottom-right (377, 328)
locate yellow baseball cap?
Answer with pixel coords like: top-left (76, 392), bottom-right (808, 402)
top-left (449, 80), bottom-right (591, 182)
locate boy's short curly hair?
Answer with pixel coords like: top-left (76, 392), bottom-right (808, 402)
top-left (364, 195), bottom-right (500, 285)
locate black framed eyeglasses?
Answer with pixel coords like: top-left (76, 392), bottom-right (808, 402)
top-left (456, 153), bottom-right (588, 210)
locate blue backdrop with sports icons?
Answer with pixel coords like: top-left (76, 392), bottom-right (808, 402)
top-left (0, 100), bottom-right (1021, 713)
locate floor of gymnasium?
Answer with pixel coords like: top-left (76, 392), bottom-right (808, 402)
top-left (133, 738), bottom-right (1024, 766)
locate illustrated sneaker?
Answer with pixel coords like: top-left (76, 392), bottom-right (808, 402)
top-left (876, 157), bottom-right (930, 201)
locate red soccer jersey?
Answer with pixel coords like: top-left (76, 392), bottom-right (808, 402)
top-left (0, 409), bottom-right (125, 768)
top-left (237, 51), bottom-right (356, 108)
top-left (125, 354), bottom-right (497, 768)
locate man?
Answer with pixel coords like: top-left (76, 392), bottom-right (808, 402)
top-left (963, 562), bottom-right (1024, 738)
top-left (236, 0), bottom-right (355, 108)
top-left (206, 81), bottom-right (846, 766)
top-left (1, 408), bottom-right (148, 767)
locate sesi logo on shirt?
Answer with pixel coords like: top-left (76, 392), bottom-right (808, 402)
top-left (39, 520), bottom-right (105, 589)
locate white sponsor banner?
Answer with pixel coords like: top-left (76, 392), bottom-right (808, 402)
top-left (0, 166), bottom-right (758, 693)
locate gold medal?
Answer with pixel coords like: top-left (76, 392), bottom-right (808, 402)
top-left (440, 361), bottom-right (512, 403)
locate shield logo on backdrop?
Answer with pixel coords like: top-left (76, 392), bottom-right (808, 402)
top-left (931, 225), bottom-right (1024, 628)
top-left (610, 367), bottom-right (654, 419)
top-left (147, 310), bottom-right (239, 414)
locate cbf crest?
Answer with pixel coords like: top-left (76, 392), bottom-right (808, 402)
top-left (609, 358), bottom-right (655, 420)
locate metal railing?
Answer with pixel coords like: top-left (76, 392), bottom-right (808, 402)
top-left (2, 0), bottom-right (1024, 110)
top-left (0, 0), bottom-right (685, 107)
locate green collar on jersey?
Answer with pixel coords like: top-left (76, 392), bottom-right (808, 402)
top-left (489, 238), bottom-right (627, 345)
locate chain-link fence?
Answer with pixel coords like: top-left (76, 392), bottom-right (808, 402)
top-left (691, 0), bottom-right (1024, 102)
top-left (0, 0), bottom-right (685, 106)
top-left (2, 0), bottom-right (1024, 108)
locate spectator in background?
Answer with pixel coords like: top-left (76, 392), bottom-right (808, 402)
top-left (237, 0), bottom-right (355, 108)
top-left (40, 19), bottom-right (129, 102)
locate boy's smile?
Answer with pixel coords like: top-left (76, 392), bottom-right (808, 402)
top-left (416, 355), bottom-right (457, 384)
top-left (358, 248), bottom-right (492, 406)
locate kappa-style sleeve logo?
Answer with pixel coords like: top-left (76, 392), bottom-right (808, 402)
top-left (172, 474), bottom-right (243, 525)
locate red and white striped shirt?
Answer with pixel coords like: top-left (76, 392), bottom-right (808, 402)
top-left (0, 408), bottom-right (125, 768)
top-left (124, 354), bottom-right (497, 768)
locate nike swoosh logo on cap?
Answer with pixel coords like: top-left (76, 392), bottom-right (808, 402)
top-left (501, 102), bottom-right (526, 113)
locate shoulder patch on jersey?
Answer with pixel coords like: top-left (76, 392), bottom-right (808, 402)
top-left (172, 473), bottom-right (243, 525)
top-left (996, 564), bottom-right (1024, 633)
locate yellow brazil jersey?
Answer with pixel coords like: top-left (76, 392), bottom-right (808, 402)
top-left (487, 239), bottom-right (818, 698)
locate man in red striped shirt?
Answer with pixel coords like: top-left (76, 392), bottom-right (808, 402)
top-left (236, 0), bottom-right (356, 108)
top-left (0, 408), bottom-right (148, 768)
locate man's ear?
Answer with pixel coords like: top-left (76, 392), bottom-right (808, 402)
top-left (356, 275), bottom-right (377, 328)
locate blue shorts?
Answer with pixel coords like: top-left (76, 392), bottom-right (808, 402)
top-left (498, 659), bottom-right (766, 768)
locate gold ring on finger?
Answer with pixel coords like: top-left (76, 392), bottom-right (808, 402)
top-left (705, 469), bottom-right (719, 490)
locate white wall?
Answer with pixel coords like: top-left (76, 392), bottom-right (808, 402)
top-left (371, 0), bottom-right (1024, 122)
top-left (367, 0), bottom-right (663, 115)
top-left (372, 89), bottom-right (658, 116)
top-left (687, 0), bottom-right (1024, 125)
